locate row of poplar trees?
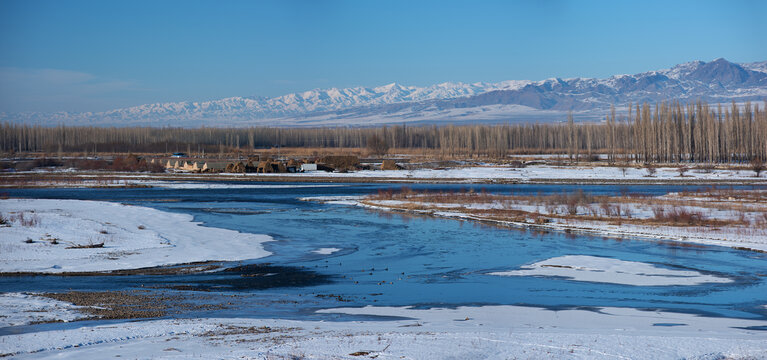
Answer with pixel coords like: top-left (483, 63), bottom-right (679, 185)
top-left (2, 100), bottom-right (766, 163)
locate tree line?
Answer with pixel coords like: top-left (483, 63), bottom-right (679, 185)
top-left (2, 100), bottom-right (765, 163)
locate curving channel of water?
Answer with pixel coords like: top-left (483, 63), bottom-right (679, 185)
top-left (1, 182), bottom-right (766, 330)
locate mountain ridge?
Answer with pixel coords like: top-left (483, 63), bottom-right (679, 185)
top-left (3, 58), bottom-right (766, 127)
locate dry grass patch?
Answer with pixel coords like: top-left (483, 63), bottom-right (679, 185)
top-left (41, 291), bottom-right (172, 320)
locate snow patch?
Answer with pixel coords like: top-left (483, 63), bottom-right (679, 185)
top-left (0, 293), bottom-right (87, 327)
top-left (256, 165), bottom-right (764, 182)
top-left (311, 247), bottom-right (341, 255)
top-left (488, 255), bottom-right (731, 286)
top-left (0, 199), bottom-right (272, 273)
top-left (3, 305), bottom-right (766, 359)
top-left (146, 182), bottom-right (344, 189)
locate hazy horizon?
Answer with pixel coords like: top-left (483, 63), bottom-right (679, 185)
top-left (1, 0), bottom-right (766, 115)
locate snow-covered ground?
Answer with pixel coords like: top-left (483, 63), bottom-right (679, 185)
top-left (144, 182), bottom-right (344, 189)
top-left (488, 255), bottom-right (731, 286)
top-left (0, 177), bottom-right (350, 189)
top-left (0, 199), bottom-right (272, 273)
top-left (253, 164), bottom-right (764, 182)
top-left (3, 165), bottom-right (765, 188)
top-left (0, 293), bottom-right (86, 327)
top-left (1, 297), bottom-right (765, 359)
top-left (0, 178), bottom-right (146, 188)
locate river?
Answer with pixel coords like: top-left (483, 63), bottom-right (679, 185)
top-left (2, 182), bottom-right (765, 328)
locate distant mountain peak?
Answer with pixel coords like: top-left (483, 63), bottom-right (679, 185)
top-left (687, 58), bottom-right (756, 86)
top-left (374, 82), bottom-right (404, 92)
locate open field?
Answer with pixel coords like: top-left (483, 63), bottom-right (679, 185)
top-left (2, 162), bottom-right (767, 188)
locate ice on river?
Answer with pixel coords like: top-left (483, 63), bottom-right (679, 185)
top-left (489, 255), bottom-right (732, 286)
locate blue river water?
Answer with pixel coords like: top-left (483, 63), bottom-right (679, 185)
top-left (1, 182), bottom-right (766, 324)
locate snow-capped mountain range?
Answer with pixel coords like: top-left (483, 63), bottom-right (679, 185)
top-left (4, 58), bottom-right (767, 127)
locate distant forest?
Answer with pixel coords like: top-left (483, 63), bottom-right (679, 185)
top-left (2, 100), bottom-right (766, 164)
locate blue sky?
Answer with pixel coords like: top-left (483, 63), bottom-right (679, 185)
top-left (1, 0), bottom-right (765, 112)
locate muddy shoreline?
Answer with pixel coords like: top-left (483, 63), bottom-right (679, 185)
top-left (0, 261), bottom-right (224, 277)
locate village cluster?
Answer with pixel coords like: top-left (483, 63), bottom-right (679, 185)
top-left (154, 154), bottom-right (403, 174)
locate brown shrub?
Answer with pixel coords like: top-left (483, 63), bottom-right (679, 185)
top-left (111, 155), bottom-right (164, 172)
top-left (653, 206), bottom-right (706, 225)
top-left (320, 155), bottom-right (360, 171)
top-left (752, 158), bottom-right (765, 177)
top-left (33, 157), bottom-right (62, 168)
top-left (11, 212), bottom-right (40, 227)
top-left (644, 163), bottom-right (657, 177)
top-left (71, 156), bottom-right (164, 173)
top-left (381, 159), bottom-right (400, 170)
top-left (72, 159), bottom-right (109, 170)
top-left (366, 134), bottom-right (389, 156)
top-left (376, 189), bottom-right (395, 200)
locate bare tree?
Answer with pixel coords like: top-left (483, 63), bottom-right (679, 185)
top-left (644, 163), bottom-right (657, 177)
top-left (366, 134), bottom-right (389, 156)
top-left (3, 100), bottom-right (765, 164)
top-left (752, 157), bottom-right (765, 177)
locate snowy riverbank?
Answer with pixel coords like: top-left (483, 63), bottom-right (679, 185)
top-left (255, 164), bottom-right (765, 182)
top-left (3, 164), bottom-right (766, 188)
top-left (0, 199), bottom-right (272, 273)
top-left (1, 296), bottom-right (766, 359)
top-left (304, 190), bottom-right (767, 253)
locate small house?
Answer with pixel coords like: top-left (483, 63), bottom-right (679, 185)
top-left (301, 163), bottom-right (318, 172)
